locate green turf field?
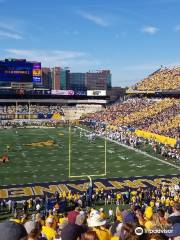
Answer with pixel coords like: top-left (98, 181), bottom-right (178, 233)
top-left (0, 126), bottom-right (179, 185)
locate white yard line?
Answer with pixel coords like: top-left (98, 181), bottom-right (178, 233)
top-left (77, 126), bottom-right (180, 170)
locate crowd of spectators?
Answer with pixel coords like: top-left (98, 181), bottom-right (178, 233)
top-left (81, 97), bottom-right (180, 162)
top-left (0, 183), bottom-right (179, 240)
top-left (81, 98), bottom-right (180, 139)
top-left (0, 120), bottom-right (66, 128)
top-left (0, 104), bottom-right (64, 115)
top-left (89, 126), bottom-right (180, 163)
top-left (133, 67), bottom-right (180, 91)
top-left (1, 98), bottom-right (179, 139)
top-left (147, 115), bottom-right (180, 139)
top-left (82, 98), bottom-right (154, 124)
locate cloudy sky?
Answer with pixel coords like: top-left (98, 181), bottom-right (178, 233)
top-left (0, 0), bottom-right (180, 86)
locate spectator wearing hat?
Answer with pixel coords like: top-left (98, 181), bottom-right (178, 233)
top-left (24, 219), bottom-right (36, 234)
top-left (88, 213), bottom-right (110, 240)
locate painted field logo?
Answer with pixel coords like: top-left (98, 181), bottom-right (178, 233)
top-left (25, 140), bottom-right (58, 147)
top-left (0, 175), bottom-right (179, 200)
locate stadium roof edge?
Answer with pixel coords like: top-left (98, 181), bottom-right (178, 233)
top-left (126, 89), bottom-right (180, 94)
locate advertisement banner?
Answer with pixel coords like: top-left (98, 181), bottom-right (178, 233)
top-left (51, 90), bottom-right (74, 95)
top-left (87, 90), bottom-right (106, 96)
top-left (74, 91), bottom-right (87, 96)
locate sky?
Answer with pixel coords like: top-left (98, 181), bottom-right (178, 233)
top-left (0, 0), bottom-right (180, 87)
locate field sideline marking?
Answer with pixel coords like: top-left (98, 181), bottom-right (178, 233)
top-left (77, 126), bottom-right (180, 170)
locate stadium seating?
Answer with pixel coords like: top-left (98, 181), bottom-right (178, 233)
top-left (0, 104), bottom-right (102, 121)
top-left (0, 99), bottom-right (179, 139)
top-left (59, 104), bottom-right (103, 121)
top-left (82, 98), bottom-right (180, 139)
top-left (0, 104), bottom-right (64, 115)
top-left (133, 67), bottom-right (180, 91)
top-left (148, 115), bottom-right (180, 138)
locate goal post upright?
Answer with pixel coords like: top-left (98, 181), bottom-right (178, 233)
top-left (68, 124), bottom-right (71, 178)
top-left (28, 100), bottom-right (31, 121)
top-left (104, 131), bottom-right (107, 175)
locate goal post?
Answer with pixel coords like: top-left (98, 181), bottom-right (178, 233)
top-left (68, 125), bottom-right (107, 178)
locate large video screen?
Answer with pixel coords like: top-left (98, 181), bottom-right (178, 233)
top-left (0, 60), bottom-right (41, 83)
top-left (32, 62), bottom-right (41, 83)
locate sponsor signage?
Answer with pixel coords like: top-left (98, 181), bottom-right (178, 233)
top-left (87, 90), bottom-right (106, 96)
top-left (51, 90), bottom-right (74, 95)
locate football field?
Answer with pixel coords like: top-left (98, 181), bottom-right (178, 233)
top-left (0, 126), bottom-right (179, 186)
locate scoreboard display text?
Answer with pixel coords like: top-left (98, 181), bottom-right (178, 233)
top-left (0, 60), bottom-right (41, 83)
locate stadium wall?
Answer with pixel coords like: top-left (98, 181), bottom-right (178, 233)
top-left (0, 99), bottom-right (108, 104)
top-left (0, 175), bottom-right (179, 200)
top-left (108, 125), bottom-right (178, 146)
top-left (135, 129), bottom-right (177, 146)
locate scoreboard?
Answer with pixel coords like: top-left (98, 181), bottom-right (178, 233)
top-left (32, 62), bottom-right (41, 83)
top-left (0, 59), bottom-right (41, 83)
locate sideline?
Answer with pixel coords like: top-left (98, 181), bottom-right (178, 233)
top-left (77, 126), bottom-right (180, 170)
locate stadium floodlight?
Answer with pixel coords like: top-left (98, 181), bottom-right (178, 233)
top-left (68, 125), bottom-right (107, 178)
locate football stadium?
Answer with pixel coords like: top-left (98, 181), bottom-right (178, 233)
top-left (0, 1), bottom-right (180, 239)
top-left (0, 58), bottom-right (179, 240)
